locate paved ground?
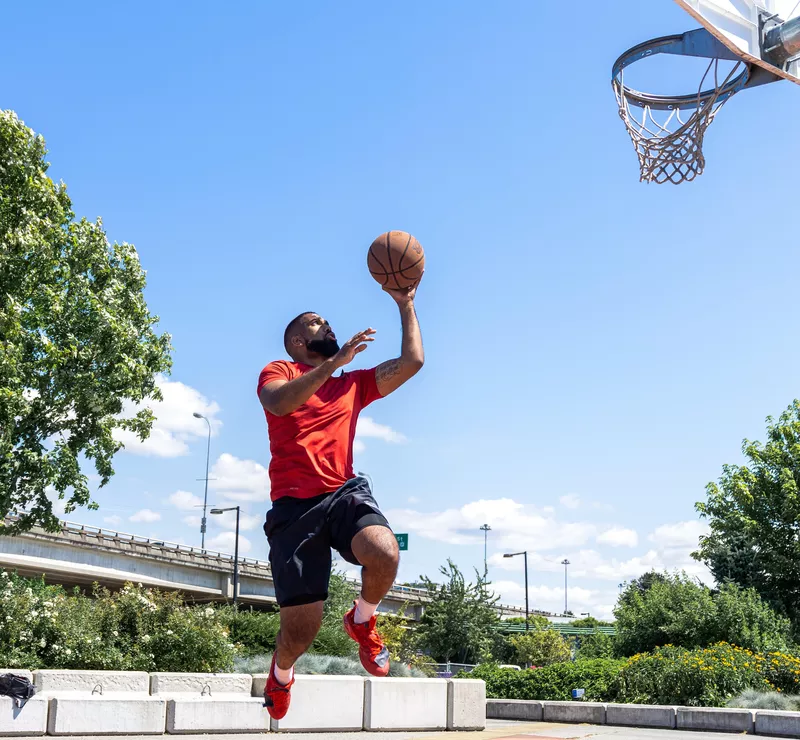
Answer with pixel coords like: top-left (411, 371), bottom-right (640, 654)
top-left (16, 719), bottom-right (753, 740)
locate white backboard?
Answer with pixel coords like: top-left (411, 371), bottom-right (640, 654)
top-left (675, 0), bottom-right (800, 83)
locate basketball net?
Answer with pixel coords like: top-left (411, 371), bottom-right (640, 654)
top-left (613, 59), bottom-right (747, 185)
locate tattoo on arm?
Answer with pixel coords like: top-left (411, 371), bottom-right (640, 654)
top-left (376, 359), bottom-right (403, 383)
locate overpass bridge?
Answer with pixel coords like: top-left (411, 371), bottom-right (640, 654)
top-left (0, 520), bottom-right (527, 620)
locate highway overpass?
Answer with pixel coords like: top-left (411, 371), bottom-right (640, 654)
top-left (0, 519), bottom-right (527, 620)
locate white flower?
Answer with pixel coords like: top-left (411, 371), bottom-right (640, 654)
top-left (166, 630), bottom-right (173, 635)
top-left (112, 631), bottom-right (118, 637)
top-left (141, 634), bottom-right (150, 643)
top-left (204, 607), bottom-right (214, 617)
top-left (1, 571), bottom-right (8, 578)
top-left (39, 639), bottom-right (46, 648)
top-left (31, 611), bottom-right (38, 619)
top-left (5, 616), bottom-right (11, 622)
top-left (65, 648), bottom-right (71, 655)
top-left (95, 637), bottom-right (101, 642)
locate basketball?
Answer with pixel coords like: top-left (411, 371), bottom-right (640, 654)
top-left (367, 231), bottom-right (425, 290)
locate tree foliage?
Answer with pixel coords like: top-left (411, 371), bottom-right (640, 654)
top-left (614, 571), bottom-right (791, 657)
top-left (0, 111), bottom-right (171, 532)
top-left (510, 628), bottom-right (571, 666)
top-left (416, 559), bottom-right (499, 664)
top-left (694, 401), bottom-right (800, 630)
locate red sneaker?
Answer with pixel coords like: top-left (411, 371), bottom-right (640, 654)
top-left (343, 604), bottom-right (391, 677)
top-left (263, 654), bottom-right (294, 720)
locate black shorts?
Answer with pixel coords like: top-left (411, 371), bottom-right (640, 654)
top-left (263, 477), bottom-right (392, 607)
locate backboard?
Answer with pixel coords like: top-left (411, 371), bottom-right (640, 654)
top-left (674, 0), bottom-right (800, 83)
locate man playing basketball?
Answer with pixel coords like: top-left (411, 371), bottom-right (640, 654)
top-left (257, 279), bottom-right (423, 719)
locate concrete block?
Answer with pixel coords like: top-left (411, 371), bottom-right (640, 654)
top-left (486, 699), bottom-right (543, 721)
top-left (543, 701), bottom-right (607, 725)
top-left (48, 696), bottom-right (166, 735)
top-left (606, 703), bottom-right (676, 729)
top-left (0, 697), bottom-right (48, 736)
top-left (677, 707), bottom-right (755, 733)
top-left (755, 710), bottom-right (800, 737)
top-left (167, 698), bottom-right (269, 734)
top-left (150, 672), bottom-right (251, 697)
top-left (270, 675), bottom-right (364, 732)
top-left (447, 679), bottom-right (485, 730)
top-left (364, 677), bottom-right (448, 731)
top-left (34, 670), bottom-right (149, 695)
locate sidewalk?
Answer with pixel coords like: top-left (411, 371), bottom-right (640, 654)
top-left (9, 719), bottom-right (756, 740)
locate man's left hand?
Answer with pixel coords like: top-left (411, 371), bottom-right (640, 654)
top-left (383, 273), bottom-right (422, 305)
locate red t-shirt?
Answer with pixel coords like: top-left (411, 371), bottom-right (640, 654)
top-left (257, 361), bottom-right (383, 501)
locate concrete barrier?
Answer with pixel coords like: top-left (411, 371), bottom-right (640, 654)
top-left (447, 680), bottom-right (485, 730)
top-left (364, 677), bottom-right (448, 731)
top-left (543, 701), bottom-right (607, 725)
top-left (35, 670), bottom-right (150, 694)
top-left (486, 699), bottom-right (543, 721)
top-left (755, 710), bottom-right (800, 737)
top-left (606, 703), bottom-right (676, 729)
top-left (166, 698), bottom-right (270, 734)
top-left (256, 675), bottom-right (364, 733)
top-left (677, 707), bottom-right (755, 733)
top-left (150, 672), bottom-right (252, 697)
top-left (0, 698), bottom-right (48, 737)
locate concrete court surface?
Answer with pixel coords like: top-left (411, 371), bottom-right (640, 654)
top-left (6, 719), bottom-right (758, 740)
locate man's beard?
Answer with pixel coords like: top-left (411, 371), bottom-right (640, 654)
top-left (306, 337), bottom-right (340, 358)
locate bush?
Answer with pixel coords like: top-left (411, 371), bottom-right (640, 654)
top-left (616, 643), bottom-right (774, 707)
top-left (229, 609), bottom-right (280, 657)
top-left (728, 689), bottom-right (800, 711)
top-left (510, 630), bottom-right (571, 667)
top-left (575, 631), bottom-right (615, 660)
top-left (462, 660), bottom-right (624, 701)
top-left (234, 652), bottom-right (427, 678)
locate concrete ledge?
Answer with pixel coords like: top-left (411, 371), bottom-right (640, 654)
top-left (364, 677), bottom-right (447, 731)
top-left (606, 703), bottom-right (676, 729)
top-left (755, 710), bottom-right (800, 737)
top-left (447, 680), bottom-right (485, 731)
top-left (150, 673), bottom-right (251, 697)
top-left (677, 707), bottom-right (755, 733)
top-left (269, 676), bottom-right (364, 732)
top-left (543, 701), bottom-right (607, 725)
top-left (167, 698), bottom-right (269, 734)
top-left (47, 696), bottom-right (166, 735)
top-left (35, 670), bottom-right (149, 695)
top-left (0, 697), bottom-right (48, 736)
top-left (486, 699), bottom-right (543, 721)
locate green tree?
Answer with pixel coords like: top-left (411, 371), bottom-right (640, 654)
top-left (510, 629), bottom-right (571, 667)
top-left (613, 571), bottom-right (790, 656)
top-left (574, 631), bottom-right (615, 660)
top-left (416, 560), bottom-right (499, 664)
top-left (0, 111), bottom-right (171, 532)
top-left (694, 401), bottom-right (800, 629)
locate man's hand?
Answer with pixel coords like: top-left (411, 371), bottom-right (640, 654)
top-left (331, 328), bottom-right (376, 369)
top-left (383, 273), bottom-right (422, 305)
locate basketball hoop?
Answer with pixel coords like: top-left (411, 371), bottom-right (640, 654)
top-left (612, 30), bottom-right (761, 184)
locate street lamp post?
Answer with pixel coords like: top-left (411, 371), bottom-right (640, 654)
top-left (193, 412), bottom-right (212, 551)
top-left (210, 506), bottom-right (240, 606)
top-left (479, 524), bottom-right (491, 579)
top-left (561, 558), bottom-right (570, 614)
top-left (503, 551), bottom-right (528, 630)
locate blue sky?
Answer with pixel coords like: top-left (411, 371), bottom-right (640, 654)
top-left (5, 1), bottom-right (800, 619)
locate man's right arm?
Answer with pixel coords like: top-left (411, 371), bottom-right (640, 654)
top-left (259, 328), bottom-right (376, 416)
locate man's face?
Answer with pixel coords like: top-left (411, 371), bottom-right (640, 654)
top-left (300, 314), bottom-right (339, 358)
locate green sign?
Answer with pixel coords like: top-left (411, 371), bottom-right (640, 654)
top-left (395, 533), bottom-right (409, 551)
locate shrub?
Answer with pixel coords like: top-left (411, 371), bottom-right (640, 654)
top-left (728, 689), bottom-right (800, 711)
top-left (229, 609), bottom-right (280, 657)
top-left (510, 630), bottom-right (571, 667)
top-left (575, 631), bottom-right (615, 660)
top-left (234, 652), bottom-right (427, 678)
top-left (616, 643), bottom-right (774, 707)
top-left (462, 660), bottom-right (624, 701)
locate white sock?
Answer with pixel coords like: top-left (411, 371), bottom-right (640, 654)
top-left (273, 662), bottom-right (294, 685)
top-left (354, 597), bottom-right (379, 624)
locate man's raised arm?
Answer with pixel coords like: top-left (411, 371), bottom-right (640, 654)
top-left (374, 280), bottom-right (424, 397)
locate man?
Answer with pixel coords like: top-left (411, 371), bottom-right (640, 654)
top-left (257, 278), bottom-right (423, 719)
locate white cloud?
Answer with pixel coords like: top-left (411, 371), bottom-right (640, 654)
top-left (356, 417), bottom-right (406, 444)
top-left (209, 509), bottom-right (263, 532)
top-left (560, 494), bottom-right (580, 509)
top-left (408, 496), bottom-right (420, 504)
top-left (114, 376), bottom-right (221, 458)
top-left (167, 490), bottom-right (204, 511)
top-left (129, 509), bottom-right (161, 523)
top-left (649, 521), bottom-right (709, 549)
top-left (210, 454), bottom-right (270, 503)
top-left (597, 527), bottom-right (639, 548)
top-left (183, 515), bottom-right (202, 527)
top-left (103, 515), bottom-right (122, 526)
top-left (206, 532), bottom-right (252, 555)
top-left (353, 439), bottom-right (367, 454)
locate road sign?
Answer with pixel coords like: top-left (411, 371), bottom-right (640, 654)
top-left (395, 533), bottom-right (408, 551)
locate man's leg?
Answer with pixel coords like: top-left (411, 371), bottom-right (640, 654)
top-left (275, 601), bottom-right (324, 670)
top-left (351, 525), bottom-right (400, 604)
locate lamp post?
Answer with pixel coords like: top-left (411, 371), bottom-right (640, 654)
top-left (503, 551), bottom-right (528, 630)
top-left (479, 524), bottom-right (491, 578)
top-left (210, 506), bottom-right (240, 606)
top-left (561, 559), bottom-right (571, 614)
top-left (193, 412), bottom-right (212, 551)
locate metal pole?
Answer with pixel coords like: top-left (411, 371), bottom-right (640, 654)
top-left (523, 551), bottom-right (529, 631)
top-left (479, 524), bottom-right (490, 578)
top-left (765, 14), bottom-right (800, 67)
top-left (233, 506), bottom-right (240, 607)
top-left (561, 558), bottom-right (570, 614)
top-left (194, 414), bottom-right (212, 551)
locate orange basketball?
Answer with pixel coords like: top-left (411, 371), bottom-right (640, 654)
top-left (367, 231), bottom-right (425, 290)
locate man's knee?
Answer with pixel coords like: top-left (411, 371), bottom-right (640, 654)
top-left (354, 526), bottom-right (400, 571)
